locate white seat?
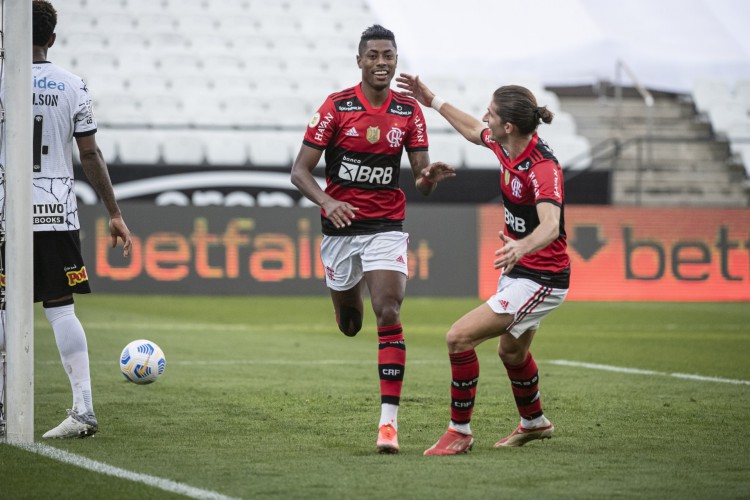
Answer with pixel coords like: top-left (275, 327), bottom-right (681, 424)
top-left (190, 34), bottom-right (232, 54)
top-left (92, 94), bottom-right (142, 125)
top-left (93, 131), bottom-right (119, 164)
top-left (204, 131), bottom-right (249, 166)
top-left (85, 73), bottom-right (129, 95)
top-left (117, 51), bottom-right (160, 74)
top-left (163, 0), bottom-right (207, 15)
top-left (247, 131), bottom-right (299, 167)
top-left (126, 73), bottom-right (173, 96)
top-left (59, 32), bottom-right (108, 52)
top-left (138, 94), bottom-right (187, 126)
top-left (117, 131), bottom-right (162, 164)
top-left (157, 54), bottom-right (203, 76)
top-left (134, 14), bottom-right (180, 35)
top-left (200, 54), bottom-right (248, 78)
top-left (161, 132), bottom-right (205, 165)
top-left (94, 13), bottom-right (138, 34)
top-left (427, 133), bottom-right (465, 167)
top-left (181, 96), bottom-right (225, 127)
top-left (463, 143), bottom-right (499, 169)
top-left (175, 14), bottom-right (222, 36)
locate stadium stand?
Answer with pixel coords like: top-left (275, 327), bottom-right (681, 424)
top-left (52, 0), bottom-right (746, 206)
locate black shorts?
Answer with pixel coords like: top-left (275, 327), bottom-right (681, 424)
top-left (0, 230), bottom-right (91, 304)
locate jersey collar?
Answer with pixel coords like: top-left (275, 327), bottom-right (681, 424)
top-left (355, 83), bottom-right (392, 114)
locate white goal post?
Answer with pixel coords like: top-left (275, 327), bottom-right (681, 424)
top-left (2, 0), bottom-right (35, 444)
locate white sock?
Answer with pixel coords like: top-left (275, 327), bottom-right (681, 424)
top-left (521, 415), bottom-right (547, 429)
top-left (45, 304), bottom-right (94, 415)
top-left (449, 421), bottom-right (472, 435)
top-left (379, 403), bottom-right (399, 429)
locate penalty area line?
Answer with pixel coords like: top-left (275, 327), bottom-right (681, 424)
top-left (545, 360), bottom-right (750, 386)
top-left (11, 443), bottom-right (241, 500)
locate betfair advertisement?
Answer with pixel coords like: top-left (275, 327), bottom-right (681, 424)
top-left (80, 205), bottom-right (749, 301)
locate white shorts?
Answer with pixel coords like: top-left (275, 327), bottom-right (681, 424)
top-left (486, 275), bottom-right (568, 338)
top-left (320, 231), bottom-right (409, 291)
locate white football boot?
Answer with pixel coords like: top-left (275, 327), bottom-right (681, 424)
top-left (43, 409), bottom-right (98, 439)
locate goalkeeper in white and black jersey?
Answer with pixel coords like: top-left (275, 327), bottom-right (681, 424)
top-left (0, 0), bottom-right (132, 439)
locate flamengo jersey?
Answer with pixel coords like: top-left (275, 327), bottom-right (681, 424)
top-left (481, 128), bottom-right (571, 288)
top-left (303, 83), bottom-right (428, 235)
top-left (0, 61), bottom-right (97, 232)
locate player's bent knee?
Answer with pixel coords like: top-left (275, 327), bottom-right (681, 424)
top-left (338, 305), bottom-right (363, 337)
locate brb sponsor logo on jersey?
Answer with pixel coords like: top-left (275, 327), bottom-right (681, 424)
top-left (338, 155), bottom-right (393, 185)
top-left (505, 206), bottom-right (527, 233)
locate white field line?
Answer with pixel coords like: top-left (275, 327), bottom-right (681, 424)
top-left (546, 359), bottom-right (750, 386)
top-left (10, 443), bottom-right (240, 500)
top-left (39, 355), bottom-right (750, 385)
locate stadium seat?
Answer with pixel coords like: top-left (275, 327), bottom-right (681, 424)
top-left (161, 132), bottom-right (206, 166)
top-left (92, 94), bottom-right (142, 125)
top-left (85, 73), bottom-right (129, 96)
top-left (138, 94), bottom-right (187, 126)
top-left (247, 131), bottom-right (299, 167)
top-left (463, 143), bottom-right (500, 169)
top-left (95, 131), bottom-right (119, 164)
top-left (117, 131), bottom-right (162, 164)
top-left (94, 13), bottom-right (139, 34)
top-left (204, 131), bottom-right (250, 166)
top-left (427, 133), bottom-right (465, 168)
top-left (125, 73), bottom-right (173, 96)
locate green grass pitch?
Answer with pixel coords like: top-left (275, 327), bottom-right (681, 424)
top-left (1, 295), bottom-right (749, 499)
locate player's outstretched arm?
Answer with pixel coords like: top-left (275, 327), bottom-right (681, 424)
top-left (397, 73), bottom-right (485, 145)
top-left (76, 134), bottom-right (132, 257)
top-left (291, 144), bottom-right (358, 229)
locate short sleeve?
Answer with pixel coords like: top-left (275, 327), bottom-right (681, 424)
top-left (73, 78), bottom-right (97, 137)
top-left (405, 102), bottom-right (428, 151)
top-left (302, 98), bottom-right (337, 150)
top-left (530, 160), bottom-right (564, 205)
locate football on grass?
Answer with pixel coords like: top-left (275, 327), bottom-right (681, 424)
top-left (120, 339), bottom-right (166, 384)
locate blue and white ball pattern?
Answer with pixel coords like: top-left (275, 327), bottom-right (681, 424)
top-left (120, 339), bottom-right (166, 384)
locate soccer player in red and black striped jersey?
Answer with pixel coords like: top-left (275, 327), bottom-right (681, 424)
top-left (397, 74), bottom-right (570, 455)
top-left (291, 25), bottom-right (455, 454)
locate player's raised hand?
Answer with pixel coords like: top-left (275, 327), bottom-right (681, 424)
top-left (421, 161), bottom-right (457, 184)
top-left (396, 73), bottom-right (434, 107)
top-left (322, 199), bottom-right (359, 229)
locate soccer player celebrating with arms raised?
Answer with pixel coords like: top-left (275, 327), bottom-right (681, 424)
top-left (291, 25), bottom-right (454, 453)
top-left (397, 74), bottom-right (570, 455)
